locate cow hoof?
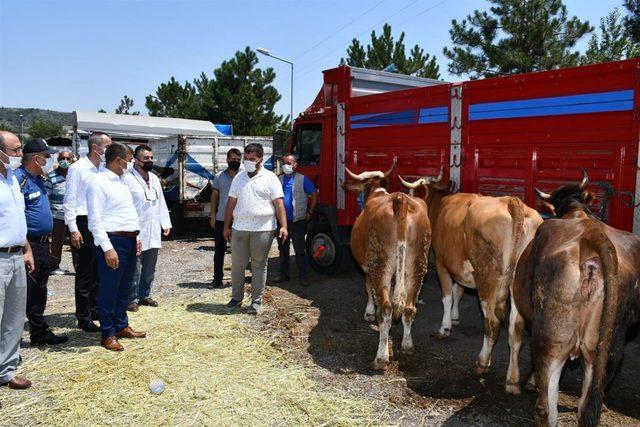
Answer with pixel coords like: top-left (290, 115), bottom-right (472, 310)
top-left (505, 383), bottom-right (521, 396)
top-left (364, 313), bottom-right (375, 323)
top-left (372, 358), bottom-right (389, 371)
top-left (524, 377), bottom-right (537, 392)
top-left (474, 362), bottom-right (490, 375)
top-left (451, 319), bottom-right (460, 326)
top-left (401, 346), bottom-right (414, 356)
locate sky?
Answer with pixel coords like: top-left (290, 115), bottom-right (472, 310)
top-left (0, 0), bottom-right (625, 123)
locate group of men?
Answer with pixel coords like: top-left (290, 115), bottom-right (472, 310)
top-left (209, 144), bottom-right (318, 313)
top-left (0, 130), bottom-right (172, 392)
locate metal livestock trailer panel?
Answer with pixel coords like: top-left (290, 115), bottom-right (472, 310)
top-left (460, 59), bottom-right (640, 232)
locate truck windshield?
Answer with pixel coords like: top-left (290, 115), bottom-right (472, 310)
top-left (294, 123), bottom-right (322, 166)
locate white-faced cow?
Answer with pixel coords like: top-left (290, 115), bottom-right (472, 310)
top-left (400, 174), bottom-right (542, 375)
top-left (345, 164), bottom-right (431, 370)
top-left (508, 171), bottom-right (640, 427)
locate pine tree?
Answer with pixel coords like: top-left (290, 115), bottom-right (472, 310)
top-left (341, 23), bottom-right (440, 79)
top-left (115, 95), bottom-right (140, 115)
top-left (444, 0), bottom-right (592, 78)
top-left (146, 78), bottom-right (198, 118)
top-left (624, 0), bottom-right (640, 43)
top-left (582, 9), bottom-right (637, 64)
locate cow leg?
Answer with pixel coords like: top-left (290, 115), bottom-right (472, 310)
top-left (372, 271), bottom-right (393, 370)
top-left (577, 360), bottom-right (594, 416)
top-left (435, 260), bottom-right (454, 338)
top-left (506, 295), bottom-right (526, 395)
top-left (534, 356), bottom-right (567, 427)
top-left (364, 280), bottom-right (376, 323)
top-left (451, 283), bottom-right (464, 326)
top-left (476, 298), bottom-right (500, 374)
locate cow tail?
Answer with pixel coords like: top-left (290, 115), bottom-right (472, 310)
top-left (392, 193), bottom-right (408, 320)
top-left (501, 198), bottom-right (526, 320)
top-left (579, 228), bottom-right (620, 427)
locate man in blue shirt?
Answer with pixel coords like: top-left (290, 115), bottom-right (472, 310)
top-left (274, 154), bottom-right (318, 287)
top-left (15, 139), bottom-right (68, 346)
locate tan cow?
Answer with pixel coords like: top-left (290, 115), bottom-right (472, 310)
top-left (345, 164), bottom-right (431, 370)
top-left (400, 174), bottom-right (542, 375)
top-left (508, 171), bottom-right (640, 427)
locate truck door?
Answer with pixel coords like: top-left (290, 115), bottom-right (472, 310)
top-left (292, 122), bottom-right (323, 194)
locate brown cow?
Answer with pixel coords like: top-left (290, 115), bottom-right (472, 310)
top-left (400, 174), bottom-right (542, 375)
top-left (345, 165), bottom-right (431, 370)
top-left (508, 171), bottom-right (640, 427)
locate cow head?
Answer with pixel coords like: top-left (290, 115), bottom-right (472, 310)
top-left (399, 168), bottom-right (450, 201)
top-left (343, 160), bottom-right (396, 202)
top-left (535, 169), bottom-right (595, 217)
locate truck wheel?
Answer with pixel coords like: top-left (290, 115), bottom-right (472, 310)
top-left (306, 223), bottom-right (350, 275)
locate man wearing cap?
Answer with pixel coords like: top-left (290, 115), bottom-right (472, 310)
top-left (64, 132), bottom-right (111, 333)
top-left (46, 148), bottom-right (77, 275)
top-left (87, 143), bottom-right (146, 351)
top-left (0, 131), bottom-right (35, 390)
top-left (15, 139), bottom-right (69, 346)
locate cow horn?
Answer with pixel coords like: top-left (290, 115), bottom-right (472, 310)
top-left (383, 158), bottom-right (397, 178)
top-left (535, 188), bottom-right (552, 201)
top-left (399, 175), bottom-right (426, 189)
top-left (426, 167), bottom-right (444, 184)
top-left (345, 167), bottom-right (364, 181)
top-left (579, 169), bottom-right (589, 190)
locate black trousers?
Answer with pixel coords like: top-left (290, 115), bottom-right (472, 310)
top-left (26, 240), bottom-right (50, 339)
top-left (75, 216), bottom-right (98, 323)
top-left (277, 220), bottom-right (310, 278)
top-left (213, 220), bottom-right (227, 284)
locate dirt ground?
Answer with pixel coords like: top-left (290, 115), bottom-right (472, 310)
top-left (16, 236), bottom-right (640, 426)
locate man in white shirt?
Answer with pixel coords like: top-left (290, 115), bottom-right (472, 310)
top-left (0, 131), bottom-right (35, 391)
top-left (223, 143), bottom-right (288, 314)
top-left (64, 132), bottom-right (112, 333)
top-left (123, 144), bottom-right (171, 311)
top-left (87, 143), bottom-right (146, 351)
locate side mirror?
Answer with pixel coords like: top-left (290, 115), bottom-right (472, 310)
top-left (273, 128), bottom-right (291, 158)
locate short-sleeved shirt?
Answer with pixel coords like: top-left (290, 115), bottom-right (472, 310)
top-left (228, 167), bottom-right (284, 232)
top-left (45, 168), bottom-right (67, 221)
top-left (15, 166), bottom-right (54, 237)
top-left (282, 174), bottom-right (316, 221)
top-left (0, 168), bottom-right (27, 247)
top-left (211, 169), bottom-right (235, 222)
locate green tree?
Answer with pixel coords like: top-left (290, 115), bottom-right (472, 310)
top-left (583, 9), bottom-right (638, 64)
top-left (28, 120), bottom-right (63, 139)
top-left (146, 47), bottom-right (286, 135)
top-left (115, 95), bottom-right (140, 115)
top-left (624, 0), bottom-right (640, 43)
top-left (340, 23), bottom-right (440, 78)
top-left (97, 109), bottom-right (107, 113)
top-left (0, 121), bottom-right (15, 132)
top-left (444, 0), bottom-right (592, 78)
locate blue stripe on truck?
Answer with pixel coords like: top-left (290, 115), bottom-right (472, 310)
top-left (469, 89), bottom-right (634, 121)
top-left (350, 106), bottom-right (448, 129)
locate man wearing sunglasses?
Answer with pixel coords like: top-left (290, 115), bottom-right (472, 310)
top-left (0, 131), bottom-right (35, 391)
top-left (15, 138), bottom-right (69, 347)
top-left (123, 144), bottom-right (171, 312)
top-left (46, 149), bottom-right (77, 275)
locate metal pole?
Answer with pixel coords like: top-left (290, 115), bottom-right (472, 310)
top-left (290, 62), bottom-right (294, 131)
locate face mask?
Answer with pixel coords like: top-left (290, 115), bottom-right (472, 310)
top-left (243, 160), bottom-right (258, 173)
top-left (95, 146), bottom-right (106, 163)
top-left (228, 160), bottom-right (240, 171)
top-left (122, 160), bottom-right (134, 175)
top-left (141, 161), bottom-right (154, 172)
top-left (58, 160), bottom-right (70, 169)
top-left (282, 164), bottom-right (294, 175)
top-left (40, 157), bottom-right (55, 175)
top-left (0, 151), bottom-right (22, 170)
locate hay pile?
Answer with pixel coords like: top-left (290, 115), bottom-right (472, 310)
top-left (0, 294), bottom-right (378, 426)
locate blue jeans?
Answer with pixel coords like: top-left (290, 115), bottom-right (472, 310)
top-left (130, 248), bottom-right (159, 304)
top-left (94, 236), bottom-right (136, 339)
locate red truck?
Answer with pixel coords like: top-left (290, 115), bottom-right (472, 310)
top-left (276, 59), bottom-right (640, 275)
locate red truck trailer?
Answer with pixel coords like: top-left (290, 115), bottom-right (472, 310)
top-left (277, 59), bottom-right (640, 275)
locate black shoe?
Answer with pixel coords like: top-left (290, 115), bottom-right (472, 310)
top-left (209, 280), bottom-right (224, 289)
top-left (31, 330), bottom-right (69, 347)
top-left (78, 321), bottom-right (100, 333)
top-left (91, 312), bottom-right (99, 321)
top-left (272, 275), bottom-right (290, 284)
top-left (226, 298), bottom-right (242, 309)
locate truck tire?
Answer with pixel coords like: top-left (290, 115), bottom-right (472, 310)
top-left (306, 222), bottom-right (351, 275)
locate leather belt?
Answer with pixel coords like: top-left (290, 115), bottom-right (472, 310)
top-left (27, 235), bottom-right (50, 244)
top-left (0, 246), bottom-right (24, 253)
top-left (108, 231), bottom-right (139, 238)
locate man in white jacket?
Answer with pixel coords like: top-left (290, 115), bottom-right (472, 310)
top-left (124, 145), bottom-right (171, 311)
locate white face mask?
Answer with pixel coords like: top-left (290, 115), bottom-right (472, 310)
top-left (243, 160), bottom-right (258, 173)
top-left (123, 160), bottom-right (134, 175)
top-left (39, 156), bottom-right (55, 175)
top-left (0, 151), bottom-right (21, 170)
top-left (282, 164), bottom-right (294, 175)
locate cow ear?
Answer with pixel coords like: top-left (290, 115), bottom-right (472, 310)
top-left (343, 180), bottom-right (365, 194)
top-left (582, 191), bottom-right (596, 206)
